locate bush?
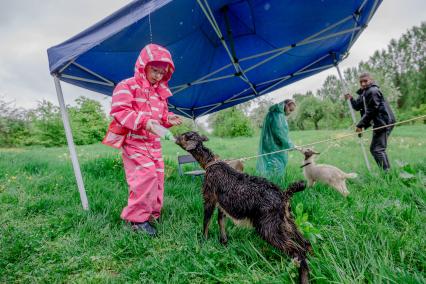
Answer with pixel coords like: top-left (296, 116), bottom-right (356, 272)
top-left (210, 107), bottom-right (254, 137)
top-left (29, 100), bottom-right (67, 147)
top-left (412, 104), bottom-right (426, 124)
top-left (0, 101), bottom-right (33, 147)
top-left (68, 97), bottom-right (109, 145)
top-left (0, 97), bottom-right (109, 148)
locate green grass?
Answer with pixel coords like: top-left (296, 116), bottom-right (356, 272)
top-left (1, 125), bottom-right (425, 283)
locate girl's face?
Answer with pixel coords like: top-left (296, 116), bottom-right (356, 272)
top-left (146, 65), bottom-right (167, 85)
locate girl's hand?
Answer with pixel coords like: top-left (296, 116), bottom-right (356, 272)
top-left (168, 115), bottom-right (182, 126)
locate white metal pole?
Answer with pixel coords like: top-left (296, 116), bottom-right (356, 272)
top-left (335, 65), bottom-right (371, 171)
top-left (192, 118), bottom-right (198, 130)
top-left (53, 75), bottom-right (89, 210)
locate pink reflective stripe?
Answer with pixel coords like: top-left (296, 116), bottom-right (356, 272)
top-left (135, 98), bottom-right (147, 103)
top-left (128, 153), bottom-right (142, 159)
top-left (129, 134), bottom-right (148, 139)
top-left (146, 45), bottom-right (154, 60)
top-left (120, 112), bottom-right (133, 125)
top-left (156, 169), bottom-right (164, 173)
top-left (134, 112), bottom-right (143, 130)
top-left (112, 102), bottom-right (132, 107)
top-left (113, 89), bottom-right (132, 96)
top-left (130, 85), bottom-right (140, 90)
top-left (160, 57), bottom-right (172, 63)
top-left (157, 46), bottom-right (171, 56)
top-left (136, 162), bottom-right (155, 170)
top-left (138, 56), bottom-right (145, 66)
top-left (151, 107), bottom-right (159, 111)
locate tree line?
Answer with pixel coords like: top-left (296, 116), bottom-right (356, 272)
top-left (1, 23), bottom-right (424, 146)
top-left (210, 22), bottom-right (425, 136)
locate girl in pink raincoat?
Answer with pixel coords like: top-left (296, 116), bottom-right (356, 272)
top-left (105, 44), bottom-right (181, 236)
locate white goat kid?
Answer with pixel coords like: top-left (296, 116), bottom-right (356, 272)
top-left (300, 148), bottom-right (357, 197)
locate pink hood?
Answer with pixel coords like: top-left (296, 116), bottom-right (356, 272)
top-left (134, 44), bottom-right (175, 100)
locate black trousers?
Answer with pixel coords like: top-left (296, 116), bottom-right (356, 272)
top-left (370, 127), bottom-right (393, 171)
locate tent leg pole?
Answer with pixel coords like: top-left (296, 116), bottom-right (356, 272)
top-left (53, 75), bottom-right (89, 210)
top-left (192, 118), bottom-right (198, 131)
top-left (335, 65), bottom-right (371, 171)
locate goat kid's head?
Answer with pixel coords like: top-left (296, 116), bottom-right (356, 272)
top-left (299, 148), bottom-right (320, 161)
top-left (175, 131), bottom-right (209, 151)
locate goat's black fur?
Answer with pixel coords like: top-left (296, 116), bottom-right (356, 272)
top-left (175, 131), bottom-right (311, 284)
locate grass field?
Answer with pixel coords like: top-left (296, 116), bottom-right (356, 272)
top-left (1, 125), bottom-right (425, 283)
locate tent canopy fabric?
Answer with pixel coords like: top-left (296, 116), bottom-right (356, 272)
top-left (47, 0), bottom-right (382, 119)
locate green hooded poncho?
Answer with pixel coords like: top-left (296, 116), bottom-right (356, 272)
top-left (256, 101), bottom-right (294, 177)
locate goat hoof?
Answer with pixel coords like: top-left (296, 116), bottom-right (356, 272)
top-left (219, 237), bottom-right (228, 245)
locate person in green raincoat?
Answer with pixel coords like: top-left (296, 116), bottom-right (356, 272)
top-left (256, 99), bottom-right (297, 177)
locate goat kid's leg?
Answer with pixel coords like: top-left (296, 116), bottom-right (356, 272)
top-left (258, 225), bottom-right (306, 261)
top-left (307, 178), bottom-right (315, 187)
top-left (218, 208), bottom-right (228, 244)
top-left (340, 181), bottom-right (350, 196)
top-left (283, 218), bottom-right (312, 254)
top-left (282, 195), bottom-right (312, 253)
top-left (333, 181), bottom-right (349, 197)
top-left (282, 207), bottom-right (312, 253)
top-left (203, 201), bottom-right (215, 239)
top-left (258, 225), bottom-right (309, 284)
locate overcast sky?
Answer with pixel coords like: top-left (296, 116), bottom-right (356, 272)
top-left (0, 0), bottom-right (425, 119)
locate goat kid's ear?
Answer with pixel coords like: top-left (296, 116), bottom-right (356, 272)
top-left (313, 151), bottom-right (320, 155)
top-left (201, 135), bottom-right (209, 142)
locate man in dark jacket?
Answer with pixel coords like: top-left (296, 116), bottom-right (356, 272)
top-left (345, 73), bottom-right (396, 171)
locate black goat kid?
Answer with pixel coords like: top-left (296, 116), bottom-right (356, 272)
top-left (175, 131), bottom-right (312, 284)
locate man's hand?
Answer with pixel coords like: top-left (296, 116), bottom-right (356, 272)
top-left (344, 93), bottom-right (352, 100)
top-left (167, 114), bottom-right (182, 126)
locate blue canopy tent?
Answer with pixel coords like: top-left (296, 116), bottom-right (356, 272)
top-left (47, 0), bottom-right (381, 210)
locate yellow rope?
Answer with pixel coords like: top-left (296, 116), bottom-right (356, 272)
top-left (232, 114), bottom-right (426, 162)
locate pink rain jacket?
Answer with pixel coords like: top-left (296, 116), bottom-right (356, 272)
top-left (109, 44), bottom-right (175, 223)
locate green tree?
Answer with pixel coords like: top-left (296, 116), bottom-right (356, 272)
top-left (366, 22), bottom-right (426, 109)
top-left (249, 97), bottom-right (274, 128)
top-left (210, 107), bottom-right (253, 137)
top-left (295, 94), bottom-right (331, 130)
top-left (0, 100), bottom-right (31, 146)
top-left (30, 100), bottom-right (66, 147)
top-left (68, 97), bottom-right (109, 145)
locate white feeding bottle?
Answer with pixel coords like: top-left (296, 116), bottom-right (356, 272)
top-left (147, 120), bottom-right (176, 141)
